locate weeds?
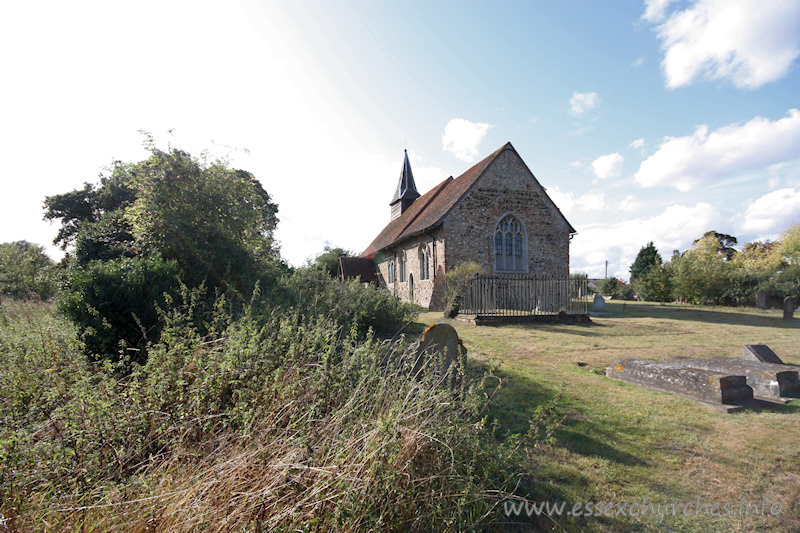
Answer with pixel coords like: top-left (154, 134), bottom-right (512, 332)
top-left (0, 299), bottom-right (555, 531)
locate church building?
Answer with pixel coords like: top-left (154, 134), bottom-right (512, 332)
top-left (354, 142), bottom-right (575, 309)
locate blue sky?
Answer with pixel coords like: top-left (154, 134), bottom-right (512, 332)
top-left (2, 0), bottom-right (799, 279)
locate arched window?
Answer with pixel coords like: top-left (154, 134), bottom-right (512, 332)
top-left (418, 245), bottom-right (430, 280)
top-left (494, 214), bottom-right (527, 272)
top-left (387, 257), bottom-right (396, 284)
top-left (398, 253), bottom-right (406, 282)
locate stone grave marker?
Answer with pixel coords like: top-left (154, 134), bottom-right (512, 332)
top-left (669, 356), bottom-right (800, 398)
top-left (743, 344), bottom-right (784, 364)
top-left (412, 323), bottom-right (466, 386)
top-left (592, 293), bottom-right (605, 312)
top-left (784, 297), bottom-right (795, 320)
top-left (756, 290), bottom-right (767, 309)
top-left (606, 358), bottom-right (752, 405)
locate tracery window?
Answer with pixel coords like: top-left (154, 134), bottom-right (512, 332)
top-left (419, 245), bottom-right (431, 281)
top-left (494, 214), bottom-right (527, 272)
top-left (387, 258), bottom-right (396, 284)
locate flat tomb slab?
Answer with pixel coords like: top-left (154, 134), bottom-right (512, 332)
top-left (606, 359), bottom-right (752, 405)
top-left (742, 344), bottom-right (784, 365)
top-left (668, 356), bottom-right (800, 399)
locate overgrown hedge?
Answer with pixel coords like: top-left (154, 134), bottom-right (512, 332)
top-left (0, 299), bottom-right (558, 531)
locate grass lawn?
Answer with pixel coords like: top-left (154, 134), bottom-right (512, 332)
top-left (414, 302), bottom-right (800, 532)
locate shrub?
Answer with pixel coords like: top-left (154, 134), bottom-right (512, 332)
top-left (443, 261), bottom-right (485, 317)
top-left (0, 298), bottom-right (559, 531)
top-left (58, 255), bottom-right (181, 363)
top-left (287, 266), bottom-right (416, 336)
top-left (0, 241), bottom-right (57, 300)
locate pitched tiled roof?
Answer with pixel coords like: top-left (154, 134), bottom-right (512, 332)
top-left (338, 256), bottom-right (378, 283)
top-left (361, 142), bottom-right (575, 258)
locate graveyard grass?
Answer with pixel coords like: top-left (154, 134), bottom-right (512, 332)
top-left (417, 302), bottom-right (800, 532)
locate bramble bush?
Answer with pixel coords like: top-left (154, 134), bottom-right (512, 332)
top-left (58, 255), bottom-right (181, 364)
top-left (0, 298), bottom-right (560, 531)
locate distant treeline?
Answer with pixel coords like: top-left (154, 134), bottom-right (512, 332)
top-left (587, 227), bottom-right (800, 305)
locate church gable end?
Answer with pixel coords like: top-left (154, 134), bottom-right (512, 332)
top-left (442, 146), bottom-right (573, 278)
top-left (361, 142), bottom-right (575, 309)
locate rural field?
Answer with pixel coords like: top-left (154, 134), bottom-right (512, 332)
top-left (417, 302), bottom-right (800, 532)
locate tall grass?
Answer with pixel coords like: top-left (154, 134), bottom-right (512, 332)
top-left (0, 298), bottom-right (557, 531)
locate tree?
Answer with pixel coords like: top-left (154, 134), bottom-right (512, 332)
top-left (630, 242), bottom-right (662, 281)
top-left (693, 231), bottom-right (738, 261)
top-left (0, 241), bottom-right (57, 300)
top-left (45, 143), bottom-right (284, 361)
top-left (776, 222), bottom-right (800, 266)
top-left (671, 235), bottom-right (731, 304)
top-left (634, 264), bottom-right (673, 304)
top-left (310, 245), bottom-right (352, 278)
top-left (598, 277), bottom-right (633, 299)
top-left (45, 146), bottom-right (282, 298)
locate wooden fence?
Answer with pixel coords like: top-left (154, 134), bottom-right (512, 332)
top-left (459, 275), bottom-right (589, 317)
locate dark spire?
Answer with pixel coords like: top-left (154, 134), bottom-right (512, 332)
top-left (390, 149), bottom-right (420, 205)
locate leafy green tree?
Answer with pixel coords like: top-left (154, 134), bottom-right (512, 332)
top-left (0, 241), bottom-right (57, 300)
top-left (693, 231), bottom-right (738, 261)
top-left (671, 235), bottom-right (731, 304)
top-left (310, 245), bottom-right (352, 278)
top-left (45, 143), bottom-right (285, 361)
top-left (124, 148), bottom-right (281, 295)
top-left (629, 242), bottom-right (662, 281)
top-left (43, 168), bottom-right (137, 251)
top-left (45, 146), bottom-right (282, 298)
top-left (634, 264), bottom-right (673, 303)
top-left (776, 222), bottom-right (800, 266)
top-left (598, 277), bottom-right (621, 297)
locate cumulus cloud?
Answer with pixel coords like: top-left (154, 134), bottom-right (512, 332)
top-left (629, 138), bottom-right (645, 150)
top-left (591, 153), bottom-right (624, 179)
top-left (635, 109), bottom-right (800, 191)
top-left (569, 91), bottom-right (599, 116)
top-left (548, 186), bottom-right (605, 215)
top-left (617, 195), bottom-right (644, 213)
top-left (570, 202), bottom-right (720, 279)
top-left (741, 187), bottom-right (800, 234)
top-left (645, 0), bottom-right (800, 89)
top-left (442, 118), bottom-right (493, 162)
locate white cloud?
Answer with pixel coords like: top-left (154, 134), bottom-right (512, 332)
top-left (406, 150), bottom-right (448, 191)
top-left (642, 0), bottom-right (678, 23)
top-left (569, 91), bottom-right (600, 116)
top-left (548, 187), bottom-right (605, 215)
top-left (629, 138), bottom-right (645, 150)
top-left (631, 56), bottom-right (645, 68)
top-left (646, 0), bottom-right (800, 89)
top-left (741, 188), bottom-right (800, 234)
top-left (570, 202), bottom-right (720, 279)
top-left (591, 153), bottom-right (624, 179)
top-left (617, 195), bottom-right (644, 213)
top-left (635, 109), bottom-right (800, 191)
top-left (442, 118), bottom-right (493, 162)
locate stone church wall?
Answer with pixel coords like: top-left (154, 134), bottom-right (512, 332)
top-left (443, 150), bottom-right (570, 278)
top-left (376, 232), bottom-right (446, 309)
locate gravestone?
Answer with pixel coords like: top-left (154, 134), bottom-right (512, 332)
top-left (606, 358), bottom-right (752, 405)
top-left (592, 293), bottom-right (606, 312)
top-left (742, 344), bottom-right (784, 364)
top-left (669, 356), bottom-right (800, 398)
top-left (756, 290), bottom-right (767, 309)
top-left (412, 323), bottom-right (466, 386)
top-left (784, 297), bottom-right (795, 320)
